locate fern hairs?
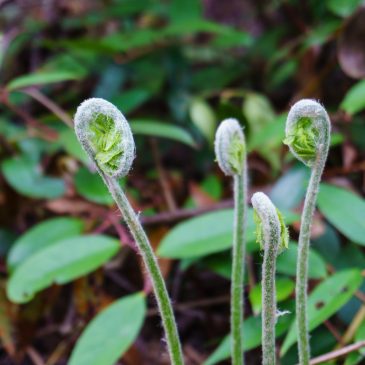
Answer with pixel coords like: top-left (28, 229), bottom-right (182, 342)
top-left (252, 192), bottom-right (288, 365)
top-left (284, 99), bottom-right (331, 365)
top-left (215, 118), bottom-right (247, 365)
top-left (74, 98), bottom-right (184, 365)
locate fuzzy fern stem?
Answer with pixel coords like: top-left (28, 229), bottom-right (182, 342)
top-left (104, 176), bottom-right (184, 365)
top-left (74, 98), bottom-right (184, 365)
top-left (284, 99), bottom-right (330, 365)
top-left (215, 118), bottom-right (247, 365)
top-left (252, 193), bottom-right (288, 365)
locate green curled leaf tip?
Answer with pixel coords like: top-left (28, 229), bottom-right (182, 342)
top-left (74, 98), bottom-right (135, 178)
top-left (284, 99), bottom-right (331, 167)
top-left (251, 192), bottom-right (289, 252)
top-left (276, 208), bottom-right (289, 253)
top-left (214, 118), bottom-right (246, 176)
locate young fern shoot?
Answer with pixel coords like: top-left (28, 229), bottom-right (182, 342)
top-left (252, 192), bottom-right (289, 365)
top-left (74, 98), bottom-right (184, 365)
top-left (283, 99), bottom-right (331, 365)
top-left (215, 118), bottom-right (247, 365)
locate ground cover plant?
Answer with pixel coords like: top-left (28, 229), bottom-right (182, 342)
top-left (1, 0), bottom-right (365, 364)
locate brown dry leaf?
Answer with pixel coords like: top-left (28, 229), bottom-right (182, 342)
top-left (189, 181), bottom-right (216, 207)
top-left (147, 226), bottom-right (172, 279)
top-left (44, 198), bottom-right (105, 216)
top-left (338, 8), bottom-right (365, 79)
top-left (292, 212), bottom-right (325, 239)
top-left (122, 343), bottom-right (144, 365)
top-left (72, 278), bottom-right (96, 317)
top-left (343, 143), bottom-right (358, 168)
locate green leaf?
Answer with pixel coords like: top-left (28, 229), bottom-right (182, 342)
top-left (243, 92), bottom-right (276, 134)
top-left (130, 119), bottom-right (196, 148)
top-left (281, 269), bottom-right (363, 355)
top-left (111, 89), bottom-right (151, 115)
top-left (341, 79), bottom-right (365, 115)
top-left (157, 209), bottom-right (298, 259)
top-left (204, 313), bottom-right (292, 365)
top-left (189, 98), bottom-right (217, 144)
top-left (158, 209), bottom-right (250, 259)
top-left (326, 0), bottom-right (363, 17)
top-left (276, 243), bottom-right (327, 279)
top-left (69, 293), bottom-right (146, 365)
top-left (74, 167), bottom-right (114, 205)
top-left (270, 165), bottom-right (310, 211)
top-left (169, 0), bottom-right (202, 23)
top-left (0, 229), bottom-right (15, 258)
top-left (7, 217), bottom-right (84, 272)
top-left (249, 278), bottom-right (295, 315)
top-left (1, 156), bottom-right (65, 199)
top-left (58, 128), bottom-right (89, 164)
top-left (7, 70), bottom-right (83, 91)
top-left (318, 184), bottom-right (365, 246)
top-left (7, 235), bottom-right (119, 303)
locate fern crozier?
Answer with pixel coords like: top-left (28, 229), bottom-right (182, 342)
top-left (74, 98), bottom-right (135, 178)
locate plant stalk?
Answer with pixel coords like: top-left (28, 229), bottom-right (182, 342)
top-left (105, 175), bottom-right (184, 365)
top-left (296, 156), bottom-right (326, 365)
top-left (231, 173), bottom-right (247, 365)
top-left (262, 222), bottom-right (278, 365)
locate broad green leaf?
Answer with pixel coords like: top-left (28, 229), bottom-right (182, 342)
top-left (246, 106), bottom-right (283, 171)
top-left (204, 313), bottom-right (292, 365)
top-left (58, 128), bottom-right (89, 164)
top-left (7, 217), bottom-right (84, 272)
top-left (281, 269), bottom-right (363, 355)
top-left (112, 89), bottom-right (151, 114)
top-left (248, 114), bottom-right (285, 152)
top-left (158, 209), bottom-right (252, 259)
top-left (74, 167), bottom-right (114, 205)
top-left (326, 0), bottom-right (363, 17)
top-left (69, 293), bottom-right (146, 365)
top-left (7, 235), bottom-right (119, 303)
top-left (189, 98), bottom-right (217, 144)
top-left (1, 156), bottom-right (65, 199)
top-left (318, 184), bottom-right (365, 245)
top-left (303, 20), bottom-right (341, 48)
top-left (243, 93), bottom-right (276, 134)
top-left (7, 70), bottom-right (83, 91)
top-left (341, 79), bottom-right (365, 115)
top-left (276, 243), bottom-right (327, 279)
top-left (130, 120), bottom-right (196, 148)
top-left (169, 0), bottom-right (202, 23)
top-left (249, 278), bottom-right (295, 315)
top-left (157, 209), bottom-right (298, 259)
top-left (270, 165), bottom-right (310, 210)
top-left (312, 224), bottom-right (341, 266)
top-left (0, 229), bottom-right (15, 258)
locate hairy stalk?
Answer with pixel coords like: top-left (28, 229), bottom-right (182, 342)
top-left (104, 176), bottom-right (184, 365)
top-left (215, 119), bottom-right (247, 365)
top-left (284, 99), bottom-right (330, 365)
top-left (252, 193), bottom-right (288, 365)
top-left (74, 98), bottom-right (184, 365)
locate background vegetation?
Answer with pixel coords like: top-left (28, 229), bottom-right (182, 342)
top-left (1, 0), bottom-right (365, 364)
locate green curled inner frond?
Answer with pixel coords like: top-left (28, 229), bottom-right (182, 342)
top-left (88, 113), bottom-right (123, 173)
top-left (253, 209), bottom-right (264, 250)
top-left (276, 208), bottom-right (289, 253)
top-left (283, 117), bottom-right (319, 166)
top-left (227, 131), bottom-right (245, 175)
top-left (253, 207), bottom-right (289, 252)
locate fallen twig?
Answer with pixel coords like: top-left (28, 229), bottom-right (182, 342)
top-left (302, 340), bottom-right (365, 365)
